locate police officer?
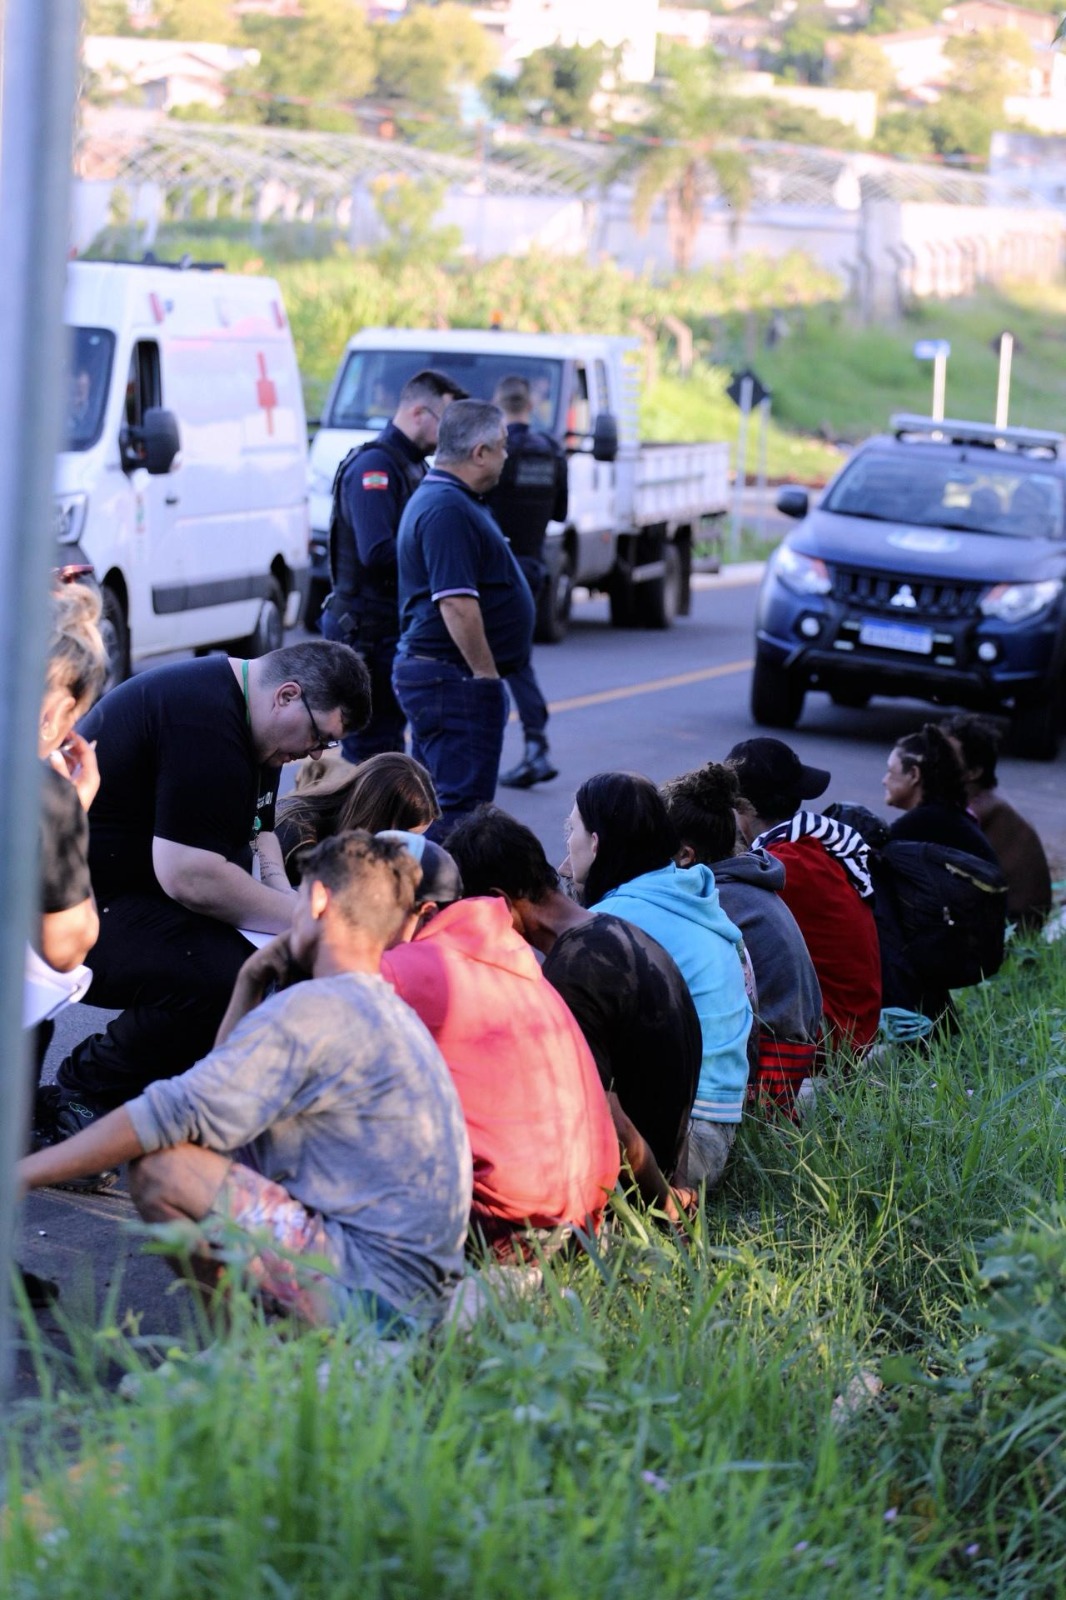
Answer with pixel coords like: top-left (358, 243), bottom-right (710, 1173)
top-left (485, 375), bottom-right (568, 789)
top-left (322, 368), bottom-right (466, 764)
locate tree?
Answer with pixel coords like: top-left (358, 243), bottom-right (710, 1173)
top-left (148, 0), bottom-right (239, 43)
top-left (83, 0), bottom-right (137, 34)
top-left (484, 41), bottom-right (621, 130)
top-left (372, 3), bottom-right (493, 118)
top-left (370, 175), bottom-right (463, 271)
top-left (775, 9), bottom-right (830, 86)
top-left (831, 36), bottom-right (896, 103)
top-left (231, 0), bottom-right (374, 129)
top-left (615, 46), bottom-right (753, 274)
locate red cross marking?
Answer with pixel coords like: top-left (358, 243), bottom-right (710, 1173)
top-left (255, 352), bottom-right (277, 435)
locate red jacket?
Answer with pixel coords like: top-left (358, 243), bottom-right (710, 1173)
top-left (767, 836), bottom-right (882, 1054)
top-left (382, 898), bottom-right (620, 1248)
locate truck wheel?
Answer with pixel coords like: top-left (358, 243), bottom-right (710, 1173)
top-left (245, 579), bottom-right (285, 658)
top-left (609, 570), bottom-right (636, 628)
top-left (99, 582), bottom-right (130, 693)
top-left (1008, 690), bottom-right (1061, 761)
top-left (751, 651), bottom-right (805, 729)
top-left (534, 552), bottom-right (574, 644)
top-left (635, 542), bottom-right (682, 630)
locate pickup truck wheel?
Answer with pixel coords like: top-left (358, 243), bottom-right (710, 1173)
top-left (1008, 690), bottom-right (1061, 761)
top-left (751, 652), bottom-right (804, 729)
top-left (635, 541), bottom-right (682, 630)
top-left (99, 583), bottom-right (130, 693)
top-left (534, 552), bottom-right (574, 644)
top-left (245, 579), bottom-right (285, 658)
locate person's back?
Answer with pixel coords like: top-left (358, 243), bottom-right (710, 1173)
top-left (969, 788), bottom-right (1051, 928)
top-left (589, 863), bottom-right (751, 1127)
top-left (888, 800), bottom-right (999, 864)
top-left (382, 896), bottom-right (619, 1251)
top-left (541, 911), bottom-right (700, 1179)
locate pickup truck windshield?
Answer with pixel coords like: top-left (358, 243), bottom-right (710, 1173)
top-left (824, 450), bottom-right (1065, 540)
top-left (62, 327), bottom-right (115, 453)
top-left (328, 350), bottom-right (564, 433)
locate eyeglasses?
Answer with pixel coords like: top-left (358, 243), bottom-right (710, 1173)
top-left (299, 688), bottom-right (341, 753)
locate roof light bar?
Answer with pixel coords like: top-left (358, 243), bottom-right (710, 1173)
top-left (890, 413), bottom-right (1064, 455)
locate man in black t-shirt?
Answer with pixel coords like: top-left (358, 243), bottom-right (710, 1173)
top-left (34, 640), bottom-right (370, 1153)
top-left (446, 806), bottom-right (701, 1216)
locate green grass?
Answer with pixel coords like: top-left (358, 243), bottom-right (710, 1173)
top-left (5, 931), bottom-right (1066, 1597)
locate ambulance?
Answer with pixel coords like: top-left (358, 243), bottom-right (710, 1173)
top-left (55, 258), bottom-right (310, 683)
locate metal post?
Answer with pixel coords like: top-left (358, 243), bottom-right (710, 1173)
top-left (754, 396), bottom-right (771, 546)
top-left (729, 375), bottom-right (754, 556)
top-left (995, 332), bottom-right (1014, 431)
top-left (932, 348), bottom-right (947, 422)
top-left (0, 0), bottom-right (81, 1406)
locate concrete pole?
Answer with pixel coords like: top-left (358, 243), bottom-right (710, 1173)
top-left (995, 332), bottom-right (1014, 431)
top-left (729, 375), bottom-right (754, 557)
top-left (0, 0), bottom-right (81, 1407)
top-left (932, 349), bottom-right (947, 423)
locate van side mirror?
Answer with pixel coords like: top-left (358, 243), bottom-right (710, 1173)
top-left (776, 486), bottom-right (810, 519)
top-left (591, 411), bottom-right (618, 463)
top-left (122, 407), bottom-right (180, 475)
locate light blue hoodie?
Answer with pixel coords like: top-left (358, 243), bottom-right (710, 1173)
top-left (592, 864), bottom-right (752, 1124)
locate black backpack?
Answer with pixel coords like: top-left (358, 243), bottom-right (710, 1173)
top-left (878, 839), bottom-right (1007, 992)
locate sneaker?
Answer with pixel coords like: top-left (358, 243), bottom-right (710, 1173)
top-left (32, 1091), bottom-right (119, 1192)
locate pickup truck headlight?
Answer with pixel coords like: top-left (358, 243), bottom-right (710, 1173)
top-left (53, 492), bottom-right (87, 546)
top-left (979, 579), bottom-right (1063, 624)
top-left (774, 545), bottom-right (831, 597)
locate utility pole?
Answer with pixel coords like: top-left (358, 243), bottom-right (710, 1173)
top-left (0, 0), bottom-right (81, 1408)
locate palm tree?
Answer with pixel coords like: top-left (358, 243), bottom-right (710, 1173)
top-left (615, 46), bottom-right (753, 275)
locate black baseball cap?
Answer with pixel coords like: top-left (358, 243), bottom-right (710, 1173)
top-left (376, 830), bottom-right (464, 906)
top-left (725, 737), bottom-right (830, 801)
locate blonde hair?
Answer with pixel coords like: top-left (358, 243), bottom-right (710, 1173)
top-left (47, 583), bottom-right (107, 710)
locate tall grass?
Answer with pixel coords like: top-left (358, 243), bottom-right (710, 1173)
top-left (4, 932), bottom-right (1066, 1598)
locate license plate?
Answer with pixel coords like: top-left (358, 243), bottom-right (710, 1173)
top-left (857, 620), bottom-right (934, 655)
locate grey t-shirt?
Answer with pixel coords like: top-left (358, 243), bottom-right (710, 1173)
top-left (126, 972), bottom-right (473, 1318)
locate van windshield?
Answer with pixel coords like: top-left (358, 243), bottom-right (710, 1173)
top-left (63, 327), bottom-right (115, 452)
top-left (824, 450), bottom-right (1065, 540)
top-left (328, 350), bottom-right (564, 434)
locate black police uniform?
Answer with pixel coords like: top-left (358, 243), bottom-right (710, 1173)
top-left (322, 420), bottom-right (427, 762)
top-left (484, 421), bottom-right (569, 788)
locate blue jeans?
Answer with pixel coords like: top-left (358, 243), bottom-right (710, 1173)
top-left (392, 657), bottom-right (508, 838)
top-left (507, 661), bottom-right (548, 742)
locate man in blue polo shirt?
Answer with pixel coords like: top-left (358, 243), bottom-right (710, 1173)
top-left (393, 399), bottom-right (534, 838)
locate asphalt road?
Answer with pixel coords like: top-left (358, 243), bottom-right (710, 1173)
top-left (13, 565), bottom-right (1065, 1399)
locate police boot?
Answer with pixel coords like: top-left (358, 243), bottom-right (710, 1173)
top-left (499, 736), bottom-right (559, 789)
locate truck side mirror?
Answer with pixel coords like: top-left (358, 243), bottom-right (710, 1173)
top-left (122, 407), bottom-right (180, 475)
top-left (591, 411), bottom-right (618, 463)
top-left (776, 485), bottom-right (810, 519)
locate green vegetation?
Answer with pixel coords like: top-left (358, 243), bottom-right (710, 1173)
top-left (5, 931), bottom-right (1066, 1596)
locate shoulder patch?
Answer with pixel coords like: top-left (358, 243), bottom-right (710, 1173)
top-left (362, 470), bottom-right (390, 490)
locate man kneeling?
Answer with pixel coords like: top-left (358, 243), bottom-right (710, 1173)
top-left (17, 833), bottom-right (472, 1331)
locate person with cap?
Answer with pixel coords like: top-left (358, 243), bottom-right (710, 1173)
top-left (485, 375), bottom-right (567, 790)
top-left (322, 368), bottom-right (467, 764)
top-left (379, 829), bottom-right (620, 1260)
top-left (725, 737), bottom-right (882, 1060)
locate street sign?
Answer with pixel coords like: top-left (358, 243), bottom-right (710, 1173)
top-left (913, 339), bottom-right (951, 361)
top-left (726, 368), bottom-right (770, 409)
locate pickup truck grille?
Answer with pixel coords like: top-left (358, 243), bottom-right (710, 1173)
top-left (831, 567), bottom-right (982, 620)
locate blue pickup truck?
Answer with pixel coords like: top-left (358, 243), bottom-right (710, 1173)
top-left (752, 414), bottom-right (1066, 759)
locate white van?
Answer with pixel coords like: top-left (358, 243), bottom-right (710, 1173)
top-left (55, 259), bottom-right (310, 682)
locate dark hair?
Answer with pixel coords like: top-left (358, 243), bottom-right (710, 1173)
top-left (299, 830), bottom-right (420, 945)
top-left (660, 762), bottom-right (743, 865)
top-left (435, 399), bottom-right (505, 465)
top-left (942, 713), bottom-right (1000, 790)
top-left (259, 639), bottom-right (371, 734)
top-left (399, 368), bottom-right (468, 407)
top-left (894, 722), bottom-right (967, 810)
top-left (575, 772), bottom-right (679, 906)
top-left (276, 752), bottom-right (439, 880)
top-left (446, 805), bottom-right (559, 902)
top-left (495, 375), bottom-right (531, 417)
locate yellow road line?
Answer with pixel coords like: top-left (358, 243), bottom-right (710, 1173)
top-left (535, 656), bottom-right (754, 718)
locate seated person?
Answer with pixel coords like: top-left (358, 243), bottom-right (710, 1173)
top-left (275, 751), bottom-right (440, 884)
top-left (882, 723), bottom-right (999, 863)
top-left (561, 773), bottom-right (751, 1192)
top-left (725, 738), bottom-right (881, 1060)
top-left (661, 762), bottom-right (822, 1116)
top-left (446, 806), bottom-right (701, 1217)
top-left (18, 833), bottom-right (473, 1331)
top-left (379, 831), bottom-right (620, 1259)
top-left (944, 713), bottom-right (1051, 929)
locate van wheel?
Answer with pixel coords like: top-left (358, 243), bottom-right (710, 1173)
top-left (535, 552), bottom-right (573, 644)
top-left (1009, 690), bottom-right (1061, 761)
top-left (99, 583), bottom-right (130, 693)
top-left (751, 650), bottom-right (804, 729)
top-left (246, 579), bottom-right (285, 658)
top-left (635, 541), bottom-right (682, 630)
